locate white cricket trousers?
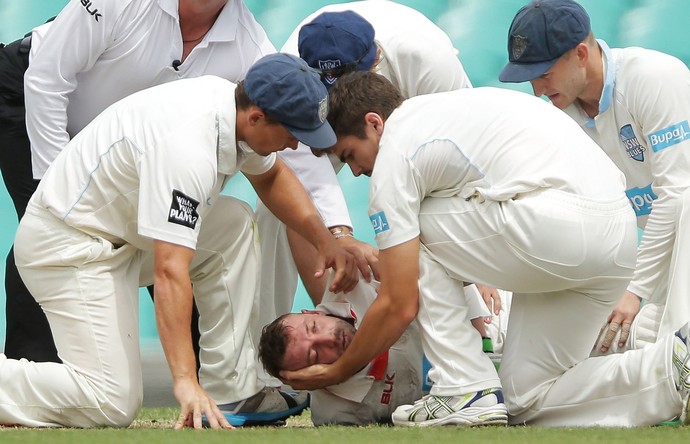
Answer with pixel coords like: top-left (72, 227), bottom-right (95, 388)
top-left (0, 196), bottom-right (263, 427)
top-left (417, 189), bottom-right (685, 426)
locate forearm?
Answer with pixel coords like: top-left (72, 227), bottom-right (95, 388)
top-left (628, 196), bottom-right (677, 302)
top-left (330, 290), bottom-right (417, 381)
top-left (153, 242), bottom-right (197, 382)
top-left (330, 240), bottom-right (419, 381)
top-left (155, 275), bottom-right (197, 381)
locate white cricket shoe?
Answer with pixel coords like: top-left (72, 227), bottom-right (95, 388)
top-left (673, 322), bottom-right (690, 425)
top-left (392, 388), bottom-right (507, 427)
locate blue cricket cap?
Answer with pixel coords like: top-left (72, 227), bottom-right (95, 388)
top-left (244, 53), bottom-right (336, 149)
top-left (499, 0), bottom-right (591, 83)
top-left (298, 10), bottom-right (377, 90)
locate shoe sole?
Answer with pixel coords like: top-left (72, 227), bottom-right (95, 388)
top-left (392, 405), bottom-right (508, 428)
top-left (203, 397), bottom-right (309, 427)
top-left (224, 399), bottom-right (308, 426)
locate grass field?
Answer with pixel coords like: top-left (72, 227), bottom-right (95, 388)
top-left (1, 408), bottom-right (688, 444)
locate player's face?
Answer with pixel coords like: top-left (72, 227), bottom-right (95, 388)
top-left (529, 49), bottom-right (586, 109)
top-left (246, 120), bottom-right (299, 156)
top-left (330, 134), bottom-right (379, 177)
top-left (280, 312), bottom-right (357, 371)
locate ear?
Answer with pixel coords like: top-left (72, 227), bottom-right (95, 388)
top-left (247, 108), bottom-right (265, 127)
top-left (364, 112), bottom-right (385, 136)
top-left (575, 42), bottom-right (589, 66)
top-left (300, 309), bottom-right (323, 315)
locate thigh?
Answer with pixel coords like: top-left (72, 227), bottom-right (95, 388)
top-left (418, 193), bottom-right (636, 295)
top-left (15, 211), bottom-right (143, 387)
top-left (499, 289), bottom-right (616, 414)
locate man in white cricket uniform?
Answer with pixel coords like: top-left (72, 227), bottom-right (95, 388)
top-left (254, 2), bottom-right (474, 348)
top-left (2, 1), bottom-right (286, 416)
top-left (280, 71), bottom-right (690, 427)
top-left (0, 54), bottom-right (357, 428)
top-left (500, 0), bottom-right (690, 352)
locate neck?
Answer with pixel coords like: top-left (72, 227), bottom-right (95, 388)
top-left (178, 0), bottom-right (227, 59)
top-left (178, 0), bottom-right (226, 40)
top-left (578, 44), bottom-right (604, 118)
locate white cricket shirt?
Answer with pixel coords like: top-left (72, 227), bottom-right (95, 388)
top-left (369, 87), bottom-right (627, 250)
top-left (25, 0), bottom-right (275, 178)
top-left (31, 76), bottom-right (274, 251)
top-left (562, 40), bottom-right (690, 301)
top-left (278, 0), bottom-right (472, 228)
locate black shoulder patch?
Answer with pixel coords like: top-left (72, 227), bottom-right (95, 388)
top-left (168, 190), bottom-right (200, 229)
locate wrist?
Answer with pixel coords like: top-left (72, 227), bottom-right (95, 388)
top-left (329, 225), bottom-right (353, 239)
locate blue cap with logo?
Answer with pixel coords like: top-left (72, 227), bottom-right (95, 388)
top-left (244, 53), bottom-right (335, 149)
top-left (499, 0), bottom-right (591, 83)
top-left (298, 10), bottom-right (377, 89)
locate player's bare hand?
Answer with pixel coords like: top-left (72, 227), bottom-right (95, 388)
top-left (337, 236), bottom-right (380, 282)
top-left (172, 377), bottom-right (233, 430)
top-left (601, 290), bottom-right (641, 353)
top-left (476, 284), bottom-right (502, 323)
top-left (314, 242), bottom-right (358, 293)
top-left (280, 363), bottom-right (341, 390)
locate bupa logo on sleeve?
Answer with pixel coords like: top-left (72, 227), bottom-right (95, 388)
top-left (370, 211), bottom-right (390, 234)
top-left (168, 190), bottom-right (200, 229)
top-left (625, 183), bottom-right (657, 217)
top-left (648, 120), bottom-right (690, 152)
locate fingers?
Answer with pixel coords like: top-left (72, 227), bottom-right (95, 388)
top-left (327, 257), bottom-right (358, 293)
top-left (354, 254), bottom-right (372, 282)
top-left (174, 392), bottom-right (234, 430)
top-left (203, 402), bottom-right (233, 430)
top-left (175, 411), bottom-right (189, 430)
top-left (618, 321), bottom-right (632, 348)
top-left (192, 407), bottom-right (204, 429)
top-left (213, 404), bottom-right (234, 430)
top-left (369, 260), bottom-right (381, 281)
top-left (600, 321), bottom-right (620, 353)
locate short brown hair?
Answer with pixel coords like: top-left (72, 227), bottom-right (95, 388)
top-left (235, 80), bottom-right (279, 125)
top-left (258, 313), bottom-right (292, 379)
top-left (327, 71), bottom-right (404, 139)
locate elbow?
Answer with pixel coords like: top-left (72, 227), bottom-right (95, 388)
top-left (398, 298), bottom-right (419, 326)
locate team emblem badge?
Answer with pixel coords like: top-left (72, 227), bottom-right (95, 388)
top-left (619, 124), bottom-right (645, 161)
top-left (318, 97), bottom-right (328, 123)
top-left (511, 35), bottom-right (528, 60)
top-left (318, 59), bottom-right (341, 86)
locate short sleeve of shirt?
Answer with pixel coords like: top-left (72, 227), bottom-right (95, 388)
top-left (369, 131), bottom-right (477, 250)
top-left (369, 146), bottom-right (423, 250)
top-left (237, 142), bottom-right (276, 176)
top-left (138, 126), bottom-right (218, 250)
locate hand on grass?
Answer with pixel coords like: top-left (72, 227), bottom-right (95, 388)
top-left (173, 377), bottom-right (233, 430)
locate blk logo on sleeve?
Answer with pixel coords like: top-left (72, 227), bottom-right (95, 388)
top-left (168, 189), bottom-right (200, 229)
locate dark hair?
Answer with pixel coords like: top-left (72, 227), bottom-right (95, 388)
top-left (258, 313), bottom-right (292, 379)
top-left (235, 80), bottom-right (280, 125)
top-left (327, 71), bottom-right (403, 139)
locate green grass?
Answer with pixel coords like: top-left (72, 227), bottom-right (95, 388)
top-left (1, 408), bottom-right (689, 444)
